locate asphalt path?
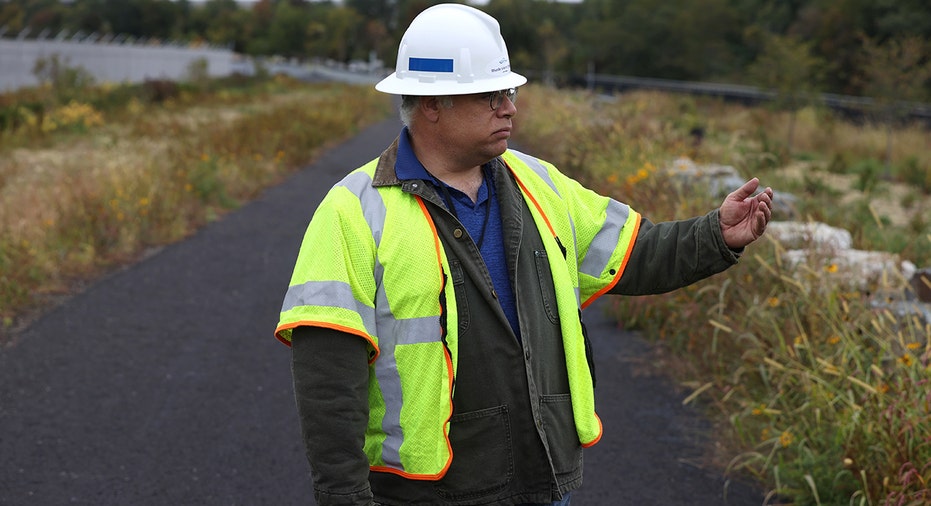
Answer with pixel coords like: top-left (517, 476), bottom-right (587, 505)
top-left (0, 116), bottom-right (766, 505)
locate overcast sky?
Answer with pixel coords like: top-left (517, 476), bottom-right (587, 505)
top-left (182, 0), bottom-right (585, 4)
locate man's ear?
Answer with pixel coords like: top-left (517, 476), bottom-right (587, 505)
top-left (420, 96), bottom-right (442, 123)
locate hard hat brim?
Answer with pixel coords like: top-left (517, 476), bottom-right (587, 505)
top-left (374, 72), bottom-right (528, 96)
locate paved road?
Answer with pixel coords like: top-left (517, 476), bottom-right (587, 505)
top-left (0, 117), bottom-right (765, 505)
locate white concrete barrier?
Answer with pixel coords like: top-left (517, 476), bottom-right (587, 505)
top-left (0, 38), bottom-right (235, 92)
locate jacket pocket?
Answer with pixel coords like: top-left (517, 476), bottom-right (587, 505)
top-left (540, 394), bottom-right (583, 476)
top-left (449, 259), bottom-right (470, 333)
top-left (435, 405), bottom-right (513, 501)
top-left (533, 250), bottom-right (560, 324)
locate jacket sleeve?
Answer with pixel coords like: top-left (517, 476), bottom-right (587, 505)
top-left (291, 325), bottom-right (374, 506)
top-left (611, 209), bottom-right (740, 295)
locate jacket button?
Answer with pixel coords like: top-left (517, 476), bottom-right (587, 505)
top-left (453, 228), bottom-right (463, 239)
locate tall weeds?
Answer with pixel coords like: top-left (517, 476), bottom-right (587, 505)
top-left (515, 84), bottom-right (931, 505)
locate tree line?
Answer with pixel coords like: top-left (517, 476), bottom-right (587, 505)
top-left (1, 0), bottom-right (929, 100)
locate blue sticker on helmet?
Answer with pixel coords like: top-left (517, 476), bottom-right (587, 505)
top-left (408, 58), bottom-right (454, 72)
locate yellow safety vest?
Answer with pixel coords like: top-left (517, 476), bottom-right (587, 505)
top-left (276, 149), bottom-right (641, 480)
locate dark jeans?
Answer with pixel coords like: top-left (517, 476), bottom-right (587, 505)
top-left (520, 492), bottom-right (572, 506)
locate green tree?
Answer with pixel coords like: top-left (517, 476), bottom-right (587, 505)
top-left (98, 0), bottom-right (180, 40)
top-left (484, 0), bottom-right (543, 74)
top-left (663, 0), bottom-right (741, 79)
top-left (267, 0), bottom-right (311, 59)
top-left (194, 0), bottom-right (249, 51)
top-left (25, 4), bottom-right (68, 35)
top-left (361, 18), bottom-right (392, 68)
top-left (747, 33), bottom-right (824, 157)
top-left (857, 35), bottom-right (931, 173)
top-left (306, 6), bottom-right (364, 63)
top-left (537, 18), bottom-right (568, 86)
top-left (70, 0), bottom-right (111, 35)
top-left (0, 2), bottom-right (27, 34)
top-left (785, 1), bottom-right (867, 94)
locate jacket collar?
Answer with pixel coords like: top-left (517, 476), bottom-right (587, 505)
top-left (372, 136), bottom-right (403, 188)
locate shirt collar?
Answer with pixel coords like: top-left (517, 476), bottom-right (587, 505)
top-left (395, 127), bottom-right (433, 182)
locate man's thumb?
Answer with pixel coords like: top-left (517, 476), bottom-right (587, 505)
top-left (729, 178), bottom-right (760, 201)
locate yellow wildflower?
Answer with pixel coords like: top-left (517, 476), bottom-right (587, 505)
top-left (779, 430), bottom-right (794, 448)
top-left (767, 297), bottom-right (780, 307)
top-left (827, 335), bottom-right (841, 345)
top-left (825, 263), bottom-right (839, 273)
top-left (751, 404), bottom-right (766, 416)
top-left (906, 342), bottom-right (921, 351)
top-left (900, 354), bottom-right (914, 367)
top-left (878, 383), bottom-right (890, 394)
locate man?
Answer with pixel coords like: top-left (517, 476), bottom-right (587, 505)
top-left (275, 4), bottom-right (773, 505)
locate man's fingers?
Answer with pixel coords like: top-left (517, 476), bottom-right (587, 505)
top-left (729, 178), bottom-right (760, 201)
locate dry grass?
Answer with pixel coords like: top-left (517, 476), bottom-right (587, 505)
top-left (0, 78), bottom-right (393, 335)
top-left (514, 84), bottom-right (931, 506)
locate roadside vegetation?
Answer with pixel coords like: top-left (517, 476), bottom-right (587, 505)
top-left (515, 84), bottom-right (931, 506)
top-left (0, 70), bottom-right (393, 334)
top-left (2, 67), bottom-right (930, 504)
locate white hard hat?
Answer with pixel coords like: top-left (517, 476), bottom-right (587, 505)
top-left (375, 3), bottom-right (527, 96)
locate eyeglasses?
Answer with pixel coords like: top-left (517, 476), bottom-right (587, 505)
top-left (483, 88), bottom-right (518, 110)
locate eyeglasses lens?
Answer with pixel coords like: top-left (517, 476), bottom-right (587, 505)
top-left (490, 88), bottom-right (518, 110)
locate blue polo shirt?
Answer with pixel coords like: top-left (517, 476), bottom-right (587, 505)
top-left (395, 128), bottom-right (520, 338)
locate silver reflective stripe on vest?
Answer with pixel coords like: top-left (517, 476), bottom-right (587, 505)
top-left (339, 171), bottom-right (387, 246)
top-left (510, 150), bottom-right (559, 195)
top-left (279, 170), bottom-right (388, 331)
top-left (344, 168), bottom-right (444, 471)
top-left (373, 309), bottom-right (442, 468)
top-left (579, 198), bottom-right (630, 279)
top-left (281, 280), bottom-right (377, 336)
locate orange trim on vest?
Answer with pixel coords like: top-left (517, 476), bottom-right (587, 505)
top-left (581, 414), bottom-right (604, 448)
top-left (275, 321), bottom-right (380, 363)
top-left (581, 212), bottom-right (642, 309)
top-left (507, 165), bottom-right (559, 239)
top-left (389, 195), bottom-right (453, 480)
top-left (416, 196), bottom-right (446, 286)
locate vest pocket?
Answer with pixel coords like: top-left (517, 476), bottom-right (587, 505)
top-left (541, 394), bottom-right (583, 476)
top-left (435, 405), bottom-right (513, 500)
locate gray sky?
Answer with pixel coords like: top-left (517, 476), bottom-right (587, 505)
top-left (183, 0), bottom-right (585, 4)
